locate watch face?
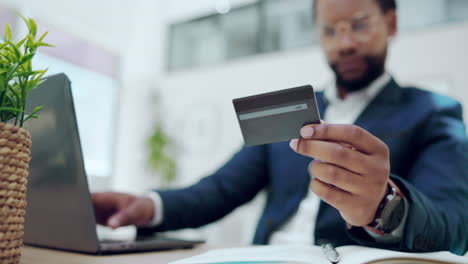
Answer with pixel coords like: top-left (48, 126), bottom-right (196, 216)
top-left (381, 196), bottom-right (405, 233)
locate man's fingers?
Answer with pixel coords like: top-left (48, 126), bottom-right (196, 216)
top-left (310, 178), bottom-right (353, 211)
top-left (91, 192), bottom-right (119, 226)
top-left (294, 139), bottom-right (370, 174)
top-left (299, 124), bottom-right (386, 155)
top-left (309, 160), bottom-right (363, 194)
top-left (107, 198), bottom-right (154, 228)
top-left (107, 204), bottom-right (138, 228)
top-left (107, 214), bottom-right (122, 229)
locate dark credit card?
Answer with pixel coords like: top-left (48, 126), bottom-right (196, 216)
top-left (233, 85), bottom-right (321, 147)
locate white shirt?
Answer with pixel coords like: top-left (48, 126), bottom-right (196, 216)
top-left (146, 73), bottom-right (395, 243)
top-left (269, 73), bottom-right (391, 245)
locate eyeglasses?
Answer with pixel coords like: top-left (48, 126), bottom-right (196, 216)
top-left (318, 12), bottom-right (379, 49)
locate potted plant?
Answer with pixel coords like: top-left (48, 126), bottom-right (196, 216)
top-left (0, 14), bottom-right (51, 263)
top-left (147, 124), bottom-right (177, 186)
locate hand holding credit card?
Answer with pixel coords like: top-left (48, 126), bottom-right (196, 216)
top-left (233, 85), bottom-right (321, 146)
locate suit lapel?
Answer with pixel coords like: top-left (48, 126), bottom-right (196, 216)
top-left (316, 91), bottom-right (328, 120)
top-left (354, 78), bottom-right (403, 133)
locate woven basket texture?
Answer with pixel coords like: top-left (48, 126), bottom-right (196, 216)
top-left (0, 123), bottom-right (31, 264)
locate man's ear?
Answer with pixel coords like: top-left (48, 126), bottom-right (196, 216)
top-left (385, 10), bottom-right (398, 38)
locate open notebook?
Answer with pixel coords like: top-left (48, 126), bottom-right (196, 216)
top-left (170, 245), bottom-right (467, 264)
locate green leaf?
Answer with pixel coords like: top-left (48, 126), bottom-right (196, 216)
top-left (19, 53), bottom-right (35, 65)
top-left (9, 86), bottom-right (21, 103)
top-left (35, 42), bottom-right (54, 48)
top-left (6, 49), bottom-right (18, 63)
top-left (33, 69), bottom-right (47, 82)
top-left (37, 31), bottom-right (48, 42)
top-left (35, 79), bottom-right (45, 87)
top-left (0, 107), bottom-right (23, 113)
top-left (26, 105), bottom-right (44, 118)
top-left (7, 41), bottom-right (22, 59)
top-left (0, 52), bottom-right (9, 60)
top-left (26, 35), bottom-right (34, 50)
top-left (11, 71), bottom-right (35, 78)
top-left (6, 64), bottom-right (20, 80)
top-left (4, 24), bottom-right (12, 41)
top-left (28, 18), bottom-right (37, 37)
top-left (24, 59), bottom-right (32, 72)
top-left (24, 80), bottom-right (38, 93)
top-left (15, 36), bottom-right (28, 49)
top-left (0, 59), bottom-right (9, 67)
top-left (24, 114), bottom-right (39, 121)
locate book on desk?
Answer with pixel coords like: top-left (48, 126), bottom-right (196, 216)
top-left (169, 244), bottom-right (467, 264)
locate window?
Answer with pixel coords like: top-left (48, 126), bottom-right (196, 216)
top-left (261, 0), bottom-right (314, 53)
top-left (169, 5), bottom-right (260, 71)
top-left (222, 6), bottom-right (260, 59)
top-left (170, 17), bottom-right (223, 70)
top-left (168, 0), bottom-right (468, 72)
top-left (446, 0), bottom-right (468, 22)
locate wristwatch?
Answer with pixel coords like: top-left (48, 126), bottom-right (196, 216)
top-left (367, 180), bottom-right (406, 235)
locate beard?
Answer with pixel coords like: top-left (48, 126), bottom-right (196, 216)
top-left (330, 51), bottom-right (387, 93)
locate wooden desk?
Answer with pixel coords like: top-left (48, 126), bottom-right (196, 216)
top-left (20, 244), bottom-right (215, 264)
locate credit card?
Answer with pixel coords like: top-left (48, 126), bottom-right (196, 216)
top-left (233, 85), bottom-right (321, 146)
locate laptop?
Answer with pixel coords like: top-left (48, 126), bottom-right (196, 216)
top-left (23, 73), bottom-right (204, 254)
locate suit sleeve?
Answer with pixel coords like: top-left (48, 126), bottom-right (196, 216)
top-left (139, 145), bottom-right (270, 233)
top-left (347, 101), bottom-right (468, 255)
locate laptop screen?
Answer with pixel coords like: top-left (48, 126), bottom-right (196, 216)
top-left (23, 73), bottom-right (100, 253)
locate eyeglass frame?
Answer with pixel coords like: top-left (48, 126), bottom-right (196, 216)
top-left (317, 11), bottom-right (383, 50)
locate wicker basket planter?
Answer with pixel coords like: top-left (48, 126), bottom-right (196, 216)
top-left (0, 122), bottom-right (31, 264)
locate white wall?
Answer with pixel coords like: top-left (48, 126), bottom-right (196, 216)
top-left (0, 0), bottom-right (136, 53)
top-left (111, 0), bottom-right (168, 192)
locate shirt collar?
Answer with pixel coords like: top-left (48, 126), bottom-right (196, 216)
top-left (324, 72), bottom-right (392, 104)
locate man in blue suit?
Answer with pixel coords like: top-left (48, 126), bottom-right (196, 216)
top-left (92, 0), bottom-right (468, 255)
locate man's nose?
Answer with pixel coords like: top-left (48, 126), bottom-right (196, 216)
top-left (336, 33), bottom-right (357, 54)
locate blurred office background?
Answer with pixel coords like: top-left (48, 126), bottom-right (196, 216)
top-left (1, 0), bottom-right (467, 244)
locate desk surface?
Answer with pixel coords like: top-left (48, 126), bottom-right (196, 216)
top-left (20, 244), bottom-right (217, 264)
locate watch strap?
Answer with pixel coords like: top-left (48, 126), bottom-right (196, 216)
top-left (366, 179), bottom-right (405, 235)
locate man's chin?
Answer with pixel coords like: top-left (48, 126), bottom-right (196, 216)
top-left (332, 65), bottom-right (385, 92)
top-left (331, 52), bottom-right (387, 93)
top-left (340, 72), bottom-right (367, 83)
top-left (336, 63), bottom-right (368, 81)
top-left (336, 74), bottom-right (376, 92)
